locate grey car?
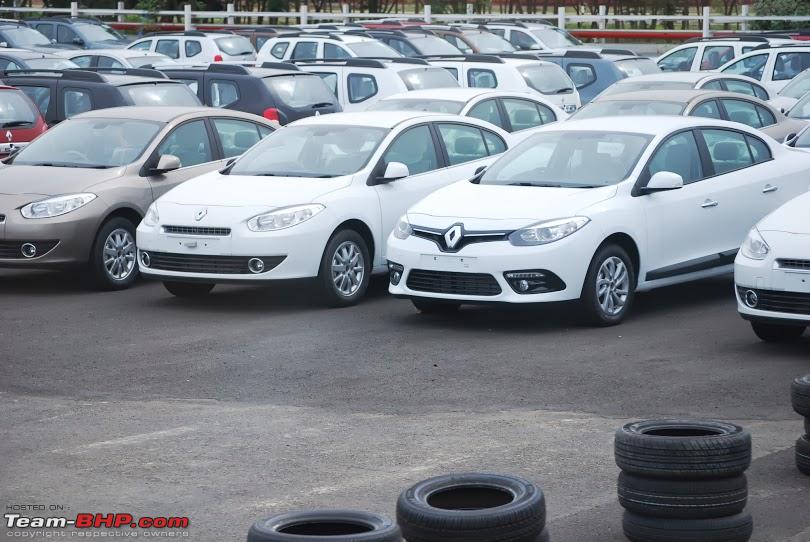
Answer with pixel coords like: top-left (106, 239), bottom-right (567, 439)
top-left (0, 106), bottom-right (276, 289)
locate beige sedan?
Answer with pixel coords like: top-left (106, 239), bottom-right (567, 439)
top-left (574, 89), bottom-right (806, 142)
top-left (0, 106), bottom-right (275, 289)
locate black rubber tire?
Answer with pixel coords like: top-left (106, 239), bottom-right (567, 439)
top-left (396, 473), bottom-right (546, 542)
top-left (163, 281), bottom-right (214, 298)
top-left (579, 244), bottom-right (636, 326)
top-left (615, 420), bottom-right (751, 480)
top-left (534, 528), bottom-right (549, 542)
top-left (318, 229), bottom-right (371, 307)
top-left (411, 298), bottom-right (461, 314)
top-left (804, 416), bottom-right (810, 437)
top-left (751, 322), bottom-right (805, 342)
top-left (791, 375), bottom-right (810, 417)
top-left (622, 511), bottom-right (753, 542)
top-left (797, 434), bottom-right (810, 476)
top-left (89, 217), bottom-right (138, 291)
top-left (247, 510), bottom-right (401, 542)
top-left (618, 472), bottom-right (747, 519)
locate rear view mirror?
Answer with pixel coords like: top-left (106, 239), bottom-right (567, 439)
top-left (151, 154), bottom-right (181, 175)
top-left (783, 133), bottom-right (797, 145)
top-left (642, 171), bottom-right (683, 193)
top-left (378, 161), bottom-right (409, 183)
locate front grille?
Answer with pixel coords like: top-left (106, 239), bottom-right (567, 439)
top-left (411, 225), bottom-right (509, 253)
top-left (162, 225), bottom-right (231, 236)
top-left (0, 240), bottom-right (58, 259)
top-left (147, 252), bottom-right (285, 274)
top-left (778, 259), bottom-right (810, 271)
top-left (739, 287), bottom-right (810, 315)
top-left (407, 269), bottom-right (502, 296)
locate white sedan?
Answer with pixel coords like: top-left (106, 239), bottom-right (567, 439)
top-left (136, 111), bottom-right (511, 305)
top-left (387, 116), bottom-right (810, 325)
top-left (735, 191), bottom-right (810, 342)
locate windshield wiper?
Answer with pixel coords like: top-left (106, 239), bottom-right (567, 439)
top-left (1, 121), bottom-right (32, 128)
top-left (507, 182), bottom-right (562, 187)
top-left (554, 87), bottom-right (574, 94)
top-left (24, 162), bottom-right (108, 169)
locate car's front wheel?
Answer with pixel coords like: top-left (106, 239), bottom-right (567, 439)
top-left (89, 217), bottom-right (138, 290)
top-left (751, 322), bottom-right (805, 342)
top-left (163, 281), bottom-right (215, 298)
top-left (580, 244), bottom-right (635, 326)
top-left (318, 229), bottom-right (371, 307)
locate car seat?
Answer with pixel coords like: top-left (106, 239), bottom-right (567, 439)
top-left (728, 108), bottom-right (759, 127)
top-left (711, 141), bottom-right (745, 173)
top-left (662, 142), bottom-right (700, 182)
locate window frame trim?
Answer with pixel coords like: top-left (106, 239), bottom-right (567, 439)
top-left (566, 62), bottom-right (597, 90)
top-left (347, 72), bottom-right (378, 104)
top-left (367, 121), bottom-right (444, 185)
top-left (140, 117), bottom-right (217, 176)
top-left (633, 127), bottom-right (708, 196)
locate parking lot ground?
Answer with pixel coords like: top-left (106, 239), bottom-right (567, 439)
top-left (1, 269), bottom-right (808, 541)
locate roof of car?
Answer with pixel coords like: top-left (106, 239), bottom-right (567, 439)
top-left (543, 115), bottom-right (755, 135)
top-left (292, 110), bottom-right (446, 128)
top-left (63, 48), bottom-right (170, 58)
top-left (74, 106), bottom-right (267, 123)
top-left (592, 88), bottom-right (754, 103)
top-left (378, 87), bottom-right (539, 102)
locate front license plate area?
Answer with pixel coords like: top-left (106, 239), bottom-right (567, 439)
top-left (419, 254), bottom-right (477, 271)
top-left (782, 273), bottom-right (810, 294)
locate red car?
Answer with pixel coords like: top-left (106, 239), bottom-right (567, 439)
top-left (0, 85), bottom-right (48, 159)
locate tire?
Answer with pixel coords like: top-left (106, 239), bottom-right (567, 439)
top-left (247, 510), bottom-right (401, 542)
top-left (618, 472), bottom-right (747, 519)
top-left (804, 416), bottom-right (810, 437)
top-left (615, 420), bottom-right (751, 480)
top-left (622, 511), bottom-right (753, 542)
top-left (791, 375), bottom-right (810, 418)
top-left (396, 473), bottom-right (546, 542)
top-left (89, 217), bottom-right (138, 290)
top-left (579, 244), bottom-right (636, 326)
top-left (318, 229), bottom-right (371, 307)
top-left (751, 322), bottom-right (805, 342)
top-left (534, 528), bottom-right (549, 542)
top-left (411, 298), bottom-right (461, 314)
top-left (797, 434), bottom-right (810, 476)
top-left (163, 281), bottom-right (214, 298)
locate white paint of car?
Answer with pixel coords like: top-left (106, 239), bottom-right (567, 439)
top-left (256, 34), bottom-right (401, 63)
top-left (719, 45), bottom-right (810, 95)
top-left (55, 48), bottom-right (175, 68)
top-left (596, 71), bottom-right (771, 100)
top-left (656, 38), bottom-right (796, 72)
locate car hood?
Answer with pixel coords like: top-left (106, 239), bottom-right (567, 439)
top-left (407, 180), bottom-right (618, 229)
top-left (0, 165), bottom-right (124, 197)
top-left (758, 190), bottom-right (810, 235)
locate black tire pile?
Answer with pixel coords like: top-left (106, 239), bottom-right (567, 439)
top-left (615, 420), bottom-right (753, 542)
top-left (792, 374), bottom-right (810, 476)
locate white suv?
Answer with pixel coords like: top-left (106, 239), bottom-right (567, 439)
top-left (425, 54), bottom-right (581, 113)
top-left (257, 32), bottom-right (400, 63)
top-left (486, 21), bottom-right (582, 51)
top-left (720, 44), bottom-right (810, 94)
top-left (293, 57), bottom-right (459, 111)
top-left (657, 36), bottom-right (795, 72)
top-left (128, 31), bottom-right (256, 63)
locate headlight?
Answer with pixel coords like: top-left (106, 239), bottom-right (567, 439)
top-left (20, 193), bottom-right (97, 219)
top-left (508, 216), bottom-right (590, 246)
top-left (143, 203), bottom-right (160, 227)
top-left (247, 204), bottom-right (324, 232)
top-left (393, 216), bottom-right (412, 240)
top-left (740, 227), bottom-right (770, 260)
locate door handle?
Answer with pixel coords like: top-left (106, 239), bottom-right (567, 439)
top-left (762, 184), bottom-right (779, 194)
top-left (701, 199), bottom-right (719, 208)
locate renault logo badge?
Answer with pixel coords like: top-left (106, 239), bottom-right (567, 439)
top-left (194, 208), bottom-right (208, 221)
top-left (5, 130), bottom-right (11, 143)
top-left (444, 224), bottom-right (463, 250)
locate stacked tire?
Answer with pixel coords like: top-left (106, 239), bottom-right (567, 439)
top-left (791, 375), bottom-right (810, 476)
top-left (615, 420), bottom-right (753, 542)
top-left (396, 473), bottom-right (549, 542)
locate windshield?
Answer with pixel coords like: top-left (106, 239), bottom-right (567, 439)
top-left (347, 40), bottom-right (402, 57)
top-left (11, 118), bottom-right (161, 168)
top-left (228, 125), bottom-right (387, 177)
top-left (215, 36), bottom-right (255, 56)
top-left (599, 81), bottom-right (694, 97)
top-left (531, 27), bottom-right (581, 48)
top-left (574, 100), bottom-right (685, 119)
top-left (779, 70), bottom-right (810, 98)
top-left (520, 64), bottom-right (574, 94)
top-left (481, 130), bottom-right (652, 188)
top-left (2, 26), bottom-right (51, 47)
top-left (615, 58), bottom-right (661, 77)
top-left (123, 83), bottom-right (201, 106)
top-left (263, 75), bottom-right (336, 108)
top-left (75, 23), bottom-right (124, 43)
top-left (787, 92), bottom-right (810, 119)
top-left (464, 31), bottom-right (515, 53)
top-left (26, 57), bottom-right (78, 70)
top-left (128, 55), bottom-right (175, 68)
top-left (410, 35), bottom-right (461, 54)
top-left (0, 90), bottom-right (38, 127)
top-left (369, 98), bottom-right (464, 113)
top-left (399, 67), bottom-right (459, 90)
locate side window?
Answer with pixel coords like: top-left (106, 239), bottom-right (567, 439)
top-left (36, 24), bottom-right (54, 40)
top-left (210, 80), bottom-right (239, 107)
top-left (324, 43), bottom-right (351, 60)
top-left (256, 36), bottom-right (269, 51)
top-left (130, 40), bottom-right (152, 51)
top-left (722, 79), bottom-right (756, 97)
top-left (742, 46), bottom-right (755, 54)
top-left (57, 25), bottom-right (77, 45)
top-left (509, 30), bottom-right (535, 50)
top-left (752, 84), bottom-right (769, 100)
top-left (489, 28), bottom-right (505, 38)
top-left (755, 105), bottom-right (776, 127)
top-left (468, 68), bottom-right (497, 88)
top-left (658, 47), bottom-right (697, 71)
top-left (690, 99), bottom-right (723, 119)
top-left (71, 55), bottom-right (94, 68)
top-left (347, 73), bottom-right (377, 103)
top-left (746, 135), bottom-right (771, 164)
top-left (774, 52), bottom-right (810, 81)
top-left (567, 64), bottom-right (596, 88)
top-left (721, 99), bottom-right (763, 128)
top-left (647, 131), bottom-right (703, 184)
top-left (721, 53), bottom-right (767, 80)
top-left (701, 80), bottom-right (723, 90)
top-left (482, 130), bottom-right (507, 155)
top-left (156, 120), bottom-right (213, 168)
top-left (437, 123), bottom-right (489, 166)
top-left (18, 86), bottom-right (51, 115)
top-left (502, 98), bottom-right (552, 131)
top-left (382, 125), bottom-right (439, 176)
top-left (270, 42), bottom-right (289, 59)
top-left (701, 129), bottom-right (754, 175)
top-left (316, 72), bottom-right (338, 96)
top-left (185, 40), bottom-right (202, 58)
top-left (444, 35), bottom-right (472, 54)
top-left (177, 78), bottom-right (199, 94)
top-left (97, 56), bottom-right (124, 69)
top-left (291, 41), bottom-right (317, 60)
top-left (63, 88), bottom-right (92, 118)
top-left (444, 67), bottom-right (459, 80)
top-left (0, 60), bottom-right (20, 70)
top-left (700, 46), bottom-right (734, 70)
top-left (212, 118), bottom-right (269, 158)
top-left (156, 39), bottom-right (180, 59)
top-left (467, 99), bottom-right (503, 128)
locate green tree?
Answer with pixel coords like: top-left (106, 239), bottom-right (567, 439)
top-left (752, 0), bottom-right (810, 30)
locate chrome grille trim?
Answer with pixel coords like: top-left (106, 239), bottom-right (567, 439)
top-left (162, 225), bottom-right (231, 236)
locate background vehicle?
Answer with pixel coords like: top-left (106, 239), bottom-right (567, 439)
top-left (598, 71), bottom-right (771, 100)
top-left (657, 36), bottom-right (794, 72)
top-left (0, 85), bottom-right (47, 157)
top-left (517, 50), bottom-right (629, 103)
top-left (720, 44), bottom-right (810, 93)
top-left (0, 19), bottom-right (75, 53)
top-left (422, 26), bottom-right (515, 54)
top-left (785, 91), bottom-right (810, 121)
top-left (362, 28), bottom-right (462, 56)
top-left (0, 106), bottom-right (275, 289)
top-left (129, 31), bottom-right (256, 63)
top-left (0, 49), bottom-right (78, 70)
top-left (27, 17), bottom-right (129, 49)
top-left (257, 32), bottom-right (400, 62)
top-left (486, 21), bottom-right (582, 50)
top-left (231, 25), bottom-right (302, 52)
top-left (58, 48), bottom-right (175, 69)
top-left (768, 67), bottom-right (810, 112)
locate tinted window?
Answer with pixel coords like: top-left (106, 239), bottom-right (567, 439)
top-left (753, 83), bottom-right (769, 100)
top-left (658, 47), bottom-right (697, 71)
top-left (755, 105), bottom-right (776, 126)
top-left (721, 99), bottom-right (763, 128)
top-left (702, 129), bottom-right (753, 174)
top-left (316, 72), bottom-right (338, 95)
top-left (130, 40), bottom-right (152, 51)
top-left (210, 80), bottom-right (239, 107)
top-left (71, 55), bottom-right (94, 68)
top-left (382, 125), bottom-right (438, 175)
top-left (124, 84), bottom-right (201, 107)
top-left (263, 75), bottom-right (336, 108)
top-left (56, 25), bottom-right (76, 44)
top-left (700, 46), bottom-right (734, 70)
top-left (0, 59), bottom-right (20, 70)
top-left (502, 98), bottom-right (554, 131)
top-left (324, 43), bottom-right (351, 59)
top-left (256, 36), bottom-right (269, 50)
top-left (18, 86), bottom-right (50, 115)
top-left (63, 88), bottom-right (92, 118)
top-left (467, 99), bottom-right (502, 128)
top-left (723, 79), bottom-right (756, 96)
top-left (691, 100), bottom-right (722, 119)
top-left (648, 131), bottom-right (703, 184)
top-left (156, 39), bottom-right (180, 59)
top-left (568, 64), bottom-right (596, 88)
top-left (747, 135), bottom-right (771, 163)
top-left (0, 90), bottom-right (37, 125)
top-left (774, 52), bottom-right (810, 81)
top-left (701, 80), bottom-right (723, 90)
top-left (385, 38), bottom-right (418, 57)
top-left (97, 56), bottom-right (124, 69)
top-left (468, 68), bottom-right (497, 88)
top-left (157, 120), bottom-right (213, 168)
top-left (437, 123), bottom-right (488, 165)
top-left (291, 41), bottom-right (317, 60)
top-left (35, 24), bottom-right (54, 40)
top-left (185, 40), bottom-right (202, 58)
top-left (271, 42), bottom-right (289, 59)
top-left (212, 118), bottom-right (269, 158)
top-left (483, 130), bottom-right (506, 155)
top-left (399, 68), bottom-right (458, 90)
top-left (722, 54), bottom-right (767, 80)
top-left (509, 30), bottom-right (536, 50)
top-left (347, 73), bottom-right (377, 103)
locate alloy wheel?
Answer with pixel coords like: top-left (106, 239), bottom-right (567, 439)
top-left (331, 240), bottom-right (364, 297)
top-left (596, 256), bottom-right (629, 316)
top-left (103, 228), bottom-right (136, 281)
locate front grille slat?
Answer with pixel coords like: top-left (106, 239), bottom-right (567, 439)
top-left (162, 225), bottom-right (231, 236)
top-left (739, 287), bottom-right (810, 315)
top-left (146, 251), bottom-right (284, 275)
top-left (778, 259), bottom-right (810, 271)
top-left (407, 269), bottom-right (501, 296)
top-left (0, 240), bottom-right (58, 259)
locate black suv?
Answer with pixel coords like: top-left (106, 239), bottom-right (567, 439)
top-left (0, 19), bottom-right (74, 53)
top-left (26, 17), bottom-right (130, 49)
top-left (0, 68), bottom-right (200, 124)
top-left (156, 63), bottom-right (340, 124)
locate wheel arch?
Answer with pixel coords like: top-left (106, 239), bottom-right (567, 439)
top-left (597, 232), bottom-right (641, 286)
top-left (331, 218), bottom-right (376, 264)
top-left (87, 206), bottom-right (143, 260)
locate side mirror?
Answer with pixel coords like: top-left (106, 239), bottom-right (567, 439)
top-left (377, 161), bottom-right (409, 183)
top-left (73, 37), bottom-right (84, 46)
top-left (150, 154), bottom-right (181, 175)
top-left (641, 171), bottom-right (683, 194)
top-left (474, 165), bottom-right (487, 175)
top-left (219, 156), bottom-right (237, 173)
top-left (783, 133), bottom-right (797, 145)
